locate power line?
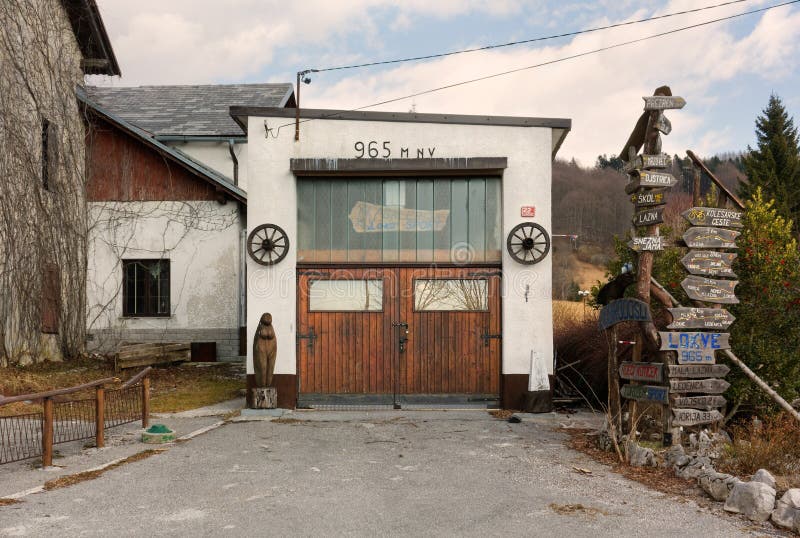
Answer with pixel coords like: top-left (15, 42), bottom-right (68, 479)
top-left (273, 0), bottom-right (799, 136)
top-left (306, 0), bottom-right (752, 74)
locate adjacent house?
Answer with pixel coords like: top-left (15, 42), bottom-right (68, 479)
top-left (0, 0), bottom-right (119, 365)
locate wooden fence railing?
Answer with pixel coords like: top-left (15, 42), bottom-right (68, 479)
top-left (0, 367), bottom-right (152, 467)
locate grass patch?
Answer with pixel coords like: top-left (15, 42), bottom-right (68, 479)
top-left (716, 413), bottom-right (800, 491)
top-left (1, 359), bottom-right (243, 416)
top-left (43, 449), bottom-right (164, 491)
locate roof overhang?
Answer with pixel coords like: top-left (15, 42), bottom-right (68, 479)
top-left (230, 106), bottom-right (571, 159)
top-left (77, 88), bottom-right (246, 204)
top-left (61, 0), bottom-right (121, 76)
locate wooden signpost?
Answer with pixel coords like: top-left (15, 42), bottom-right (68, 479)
top-left (672, 395), bottom-right (727, 410)
top-left (625, 170), bottom-right (678, 193)
top-left (632, 206), bottom-right (665, 227)
top-left (620, 384), bottom-right (669, 404)
top-left (667, 307), bottom-right (735, 330)
top-left (631, 188), bottom-right (667, 207)
top-left (672, 408), bottom-right (724, 426)
top-left (667, 364), bottom-right (730, 378)
top-left (654, 112), bottom-right (672, 135)
top-left (683, 207), bottom-right (743, 228)
top-left (682, 227), bottom-right (740, 249)
top-left (643, 95), bottom-right (686, 110)
top-left (623, 153), bottom-right (672, 173)
top-left (659, 331), bottom-right (731, 351)
top-left (682, 276), bottom-right (739, 304)
top-left (599, 298), bottom-right (652, 330)
top-left (669, 378), bottom-right (730, 394)
top-left (628, 236), bottom-right (668, 252)
top-left (680, 251), bottom-right (737, 278)
top-left (619, 361), bottom-right (664, 382)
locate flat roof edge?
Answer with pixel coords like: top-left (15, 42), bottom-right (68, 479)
top-left (230, 106), bottom-right (571, 130)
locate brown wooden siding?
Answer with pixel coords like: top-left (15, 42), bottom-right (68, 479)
top-left (86, 117), bottom-right (219, 202)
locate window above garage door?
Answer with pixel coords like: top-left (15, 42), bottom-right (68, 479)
top-left (297, 177), bottom-right (502, 264)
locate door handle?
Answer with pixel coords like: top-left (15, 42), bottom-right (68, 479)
top-left (393, 321), bottom-right (409, 352)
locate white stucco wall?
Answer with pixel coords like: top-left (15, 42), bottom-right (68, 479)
top-left (166, 141), bottom-right (247, 190)
top-left (245, 115), bottom-right (556, 381)
top-left (86, 201), bottom-right (242, 341)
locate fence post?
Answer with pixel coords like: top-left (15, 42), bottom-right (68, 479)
top-left (42, 397), bottom-right (54, 468)
top-left (142, 376), bottom-right (150, 428)
top-left (95, 386), bottom-right (105, 448)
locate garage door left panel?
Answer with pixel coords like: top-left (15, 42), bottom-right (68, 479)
top-left (297, 268), bottom-right (397, 404)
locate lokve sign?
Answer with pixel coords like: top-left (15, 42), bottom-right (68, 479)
top-left (628, 236), bottom-right (668, 252)
top-left (680, 250), bottom-right (737, 278)
top-left (672, 408), bottom-right (723, 426)
top-left (625, 171), bottom-right (678, 194)
top-left (632, 206), bottom-right (664, 227)
top-left (619, 362), bottom-right (664, 382)
top-left (683, 227), bottom-right (740, 249)
top-left (667, 307), bottom-right (735, 330)
top-left (682, 276), bottom-right (739, 304)
top-left (667, 364), bottom-right (730, 379)
top-left (620, 384), bottom-right (669, 404)
top-left (669, 378), bottom-right (730, 394)
top-left (683, 207), bottom-right (743, 228)
top-left (672, 395), bottom-right (727, 410)
top-left (598, 298), bottom-right (651, 330)
top-left (659, 331), bottom-right (731, 364)
top-left (631, 188), bottom-right (667, 208)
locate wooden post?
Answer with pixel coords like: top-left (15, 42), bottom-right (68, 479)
top-left (142, 376), bottom-right (150, 429)
top-left (252, 387), bottom-right (278, 409)
top-left (42, 397), bottom-right (54, 468)
top-left (608, 327), bottom-right (621, 434)
top-left (95, 386), bottom-right (105, 449)
top-left (693, 163), bottom-right (702, 206)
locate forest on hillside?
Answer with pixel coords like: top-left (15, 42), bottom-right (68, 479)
top-left (551, 153), bottom-right (746, 299)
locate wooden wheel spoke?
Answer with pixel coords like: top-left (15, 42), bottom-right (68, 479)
top-left (269, 227), bottom-right (278, 241)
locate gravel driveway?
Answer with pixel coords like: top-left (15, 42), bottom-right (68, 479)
top-left (0, 410), bottom-right (764, 537)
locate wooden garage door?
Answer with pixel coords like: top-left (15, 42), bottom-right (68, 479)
top-left (297, 267), bottom-right (500, 403)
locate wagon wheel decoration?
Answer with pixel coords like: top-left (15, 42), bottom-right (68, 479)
top-left (247, 224), bottom-right (289, 266)
top-left (506, 222), bottom-right (550, 265)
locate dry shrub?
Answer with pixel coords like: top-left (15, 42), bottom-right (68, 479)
top-left (717, 413), bottom-right (800, 489)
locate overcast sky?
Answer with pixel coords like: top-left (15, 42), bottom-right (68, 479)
top-left (90, 0), bottom-right (800, 166)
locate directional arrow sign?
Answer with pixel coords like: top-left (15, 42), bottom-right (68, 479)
top-left (620, 384), bottom-right (669, 404)
top-left (667, 307), bottom-right (735, 330)
top-left (682, 276), bottom-right (739, 304)
top-left (683, 207), bottom-right (743, 228)
top-left (643, 95), bottom-right (686, 110)
top-left (672, 408), bottom-right (724, 426)
top-left (654, 112), bottom-right (672, 135)
top-left (667, 364), bottom-right (730, 379)
top-left (628, 236), bottom-right (669, 252)
top-left (672, 395), bottom-right (727, 410)
top-left (623, 153), bottom-right (672, 173)
top-left (670, 378), bottom-right (730, 394)
top-left (599, 298), bottom-right (652, 330)
top-left (631, 188), bottom-right (667, 208)
top-left (619, 362), bottom-right (664, 383)
top-left (683, 227), bottom-right (740, 249)
top-left (681, 250), bottom-right (737, 278)
top-left (625, 170), bottom-right (678, 193)
top-left (632, 206), bottom-right (664, 227)
top-left (660, 331), bottom-right (730, 364)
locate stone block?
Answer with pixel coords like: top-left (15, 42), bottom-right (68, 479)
top-left (771, 489), bottom-right (800, 530)
top-left (723, 481), bottom-right (776, 522)
top-left (751, 468), bottom-right (777, 490)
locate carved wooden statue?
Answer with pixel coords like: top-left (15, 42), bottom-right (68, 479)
top-left (253, 312), bottom-right (277, 388)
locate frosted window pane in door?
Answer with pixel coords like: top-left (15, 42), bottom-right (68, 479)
top-left (414, 279), bottom-right (488, 311)
top-left (309, 280), bottom-right (383, 311)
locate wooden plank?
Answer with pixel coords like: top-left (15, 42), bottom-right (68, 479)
top-left (623, 153), bottom-right (672, 173)
top-left (683, 227), bottom-right (740, 249)
top-left (672, 395), bottom-right (727, 410)
top-left (672, 408), bottom-right (723, 426)
top-left (669, 378), bottom-right (730, 394)
top-left (683, 207), bottom-right (743, 228)
top-left (620, 384), bottom-right (669, 404)
top-left (116, 350), bottom-right (190, 369)
top-left (643, 95), bottom-right (686, 110)
top-left (659, 331), bottom-right (731, 351)
top-left (598, 298), bottom-right (652, 330)
top-left (667, 364), bottom-right (730, 378)
top-left (625, 171), bottom-right (678, 193)
top-left (628, 235), bottom-right (670, 252)
top-left (632, 206), bottom-right (665, 227)
top-left (681, 276), bottom-right (739, 304)
top-left (681, 250), bottom-right (737, 278)
top-left (631, 188), bottom-right (667, 208)
top-left (667, 307), bottom-right (735, 330)
top-left (654, 112), bottom-right (672, 135)
top-left (619, 361), bottom-right (663, 382)
top-left (686, 150), bottom-right (745, 210)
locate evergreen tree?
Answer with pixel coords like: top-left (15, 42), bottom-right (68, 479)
top-left (740, 94), bottom-right (800, 231)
